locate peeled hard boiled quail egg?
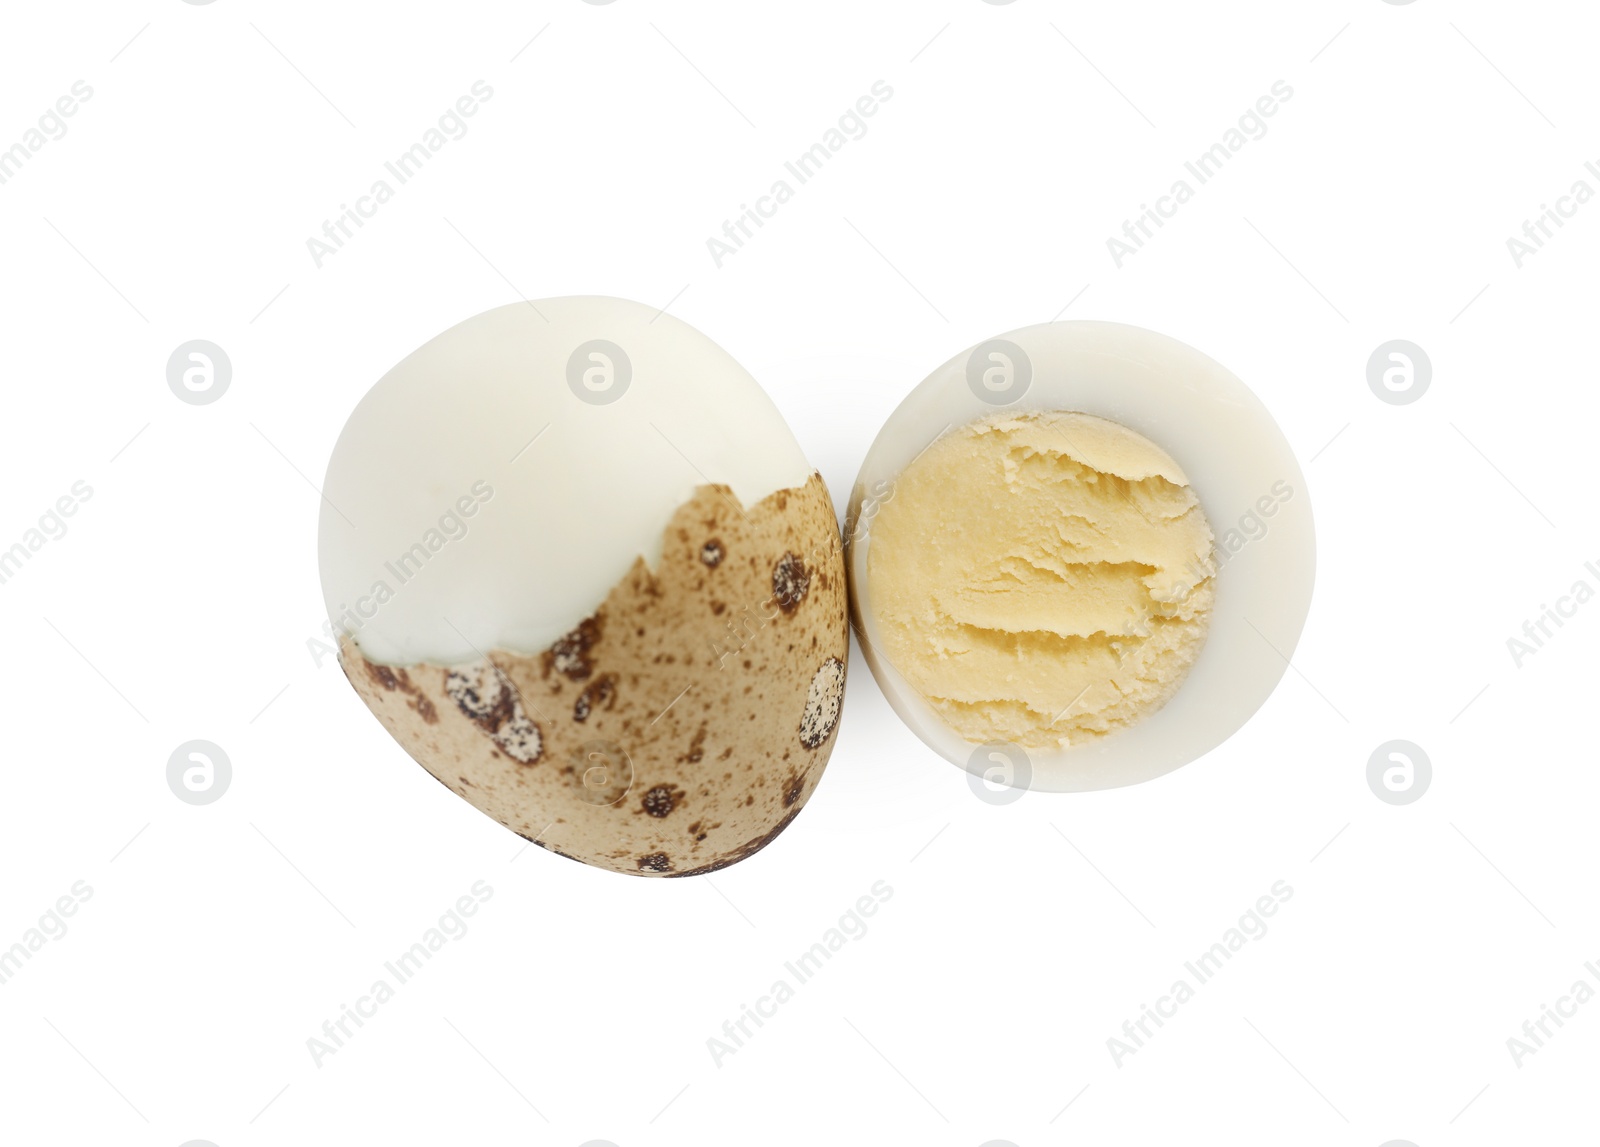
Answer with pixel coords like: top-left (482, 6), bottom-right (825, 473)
top-left (320, 298), bottom-right (848, 876)
top-left (845, 321), bottom-right (1315, 793)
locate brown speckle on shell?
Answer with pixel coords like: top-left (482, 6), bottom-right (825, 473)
top-left (361, 661), bottom-right (438, 723)
top-left (638, 852), bottom-right (673, 873)
top-left (495, 714), bottom-right (543, 763)
top-left (445, 663), bottom-right (504, 722)
top-left (772, 552), bottom-right (810, 614)
top-left (799, 657), bottom-right (845, 749)
top-left (641, 784), bottom-right (678, 818)
top-left (445, 662), bottom-right (543, 764)
top-left (679, 724), bottom-right (708, 765)
top-left (573, 673), bottom-right (617, 723)
top-left (545, 617), bottom-right (601, 680)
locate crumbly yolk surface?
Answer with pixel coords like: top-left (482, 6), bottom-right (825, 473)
top-left (866, 411), bottom-right (1216, 749)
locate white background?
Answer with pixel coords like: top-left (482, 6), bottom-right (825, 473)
top-left (1, 1), bottom-right (1596, 1144)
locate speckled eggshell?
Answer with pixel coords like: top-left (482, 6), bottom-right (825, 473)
top-left (340, 473), bottom-right (848, 877)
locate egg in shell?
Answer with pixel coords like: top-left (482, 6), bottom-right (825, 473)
top-left (320, 298), bottom-right (848, 876)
